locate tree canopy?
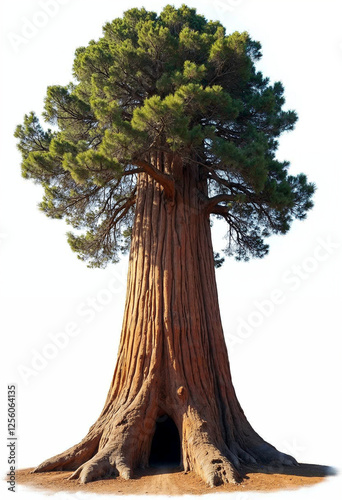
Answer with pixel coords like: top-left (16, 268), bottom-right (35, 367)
top-left (15, 4), bottom-right (315, 267)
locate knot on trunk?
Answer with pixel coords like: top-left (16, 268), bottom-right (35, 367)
top-left (177, 386), bottom-right (187, 401)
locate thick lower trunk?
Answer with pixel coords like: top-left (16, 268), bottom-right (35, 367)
top-left (34, 159), bottom-right (296, 486)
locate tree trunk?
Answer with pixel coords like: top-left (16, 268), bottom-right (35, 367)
top-left (34, 155), bottom-right (296, 486)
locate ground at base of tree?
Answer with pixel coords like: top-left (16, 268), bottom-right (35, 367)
top-left (16, 464), bottom-right (333, 495)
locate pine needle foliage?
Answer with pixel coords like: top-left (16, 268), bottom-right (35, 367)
top-left (15, 5), bottom-right (315, 267)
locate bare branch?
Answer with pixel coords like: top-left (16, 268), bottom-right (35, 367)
top-left (122, 167), bottom-right (144, 176)
top-left (206, 193), bottom-right (236, 214)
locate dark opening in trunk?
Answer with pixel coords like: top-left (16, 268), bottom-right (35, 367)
top-left (149, 415), bottom-right (181, 467)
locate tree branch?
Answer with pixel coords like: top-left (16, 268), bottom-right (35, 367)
top-left (122, 167), bottom-right (144, 176)
top-left (211, 205), bottom-right (230, 216)
top-left (133, 159), bottom-right (175, 200)
top-left (206, 193), bottom-right (236, 214)
top-left (102, 191), bottom-right (137, 238)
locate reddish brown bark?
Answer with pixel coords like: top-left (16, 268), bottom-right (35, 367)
top-left (34, 155), bottom-right (296, 486)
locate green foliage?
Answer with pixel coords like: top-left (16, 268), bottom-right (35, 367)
top-left (15, 4), bottom-right (315, 266)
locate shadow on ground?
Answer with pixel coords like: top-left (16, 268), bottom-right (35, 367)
top-left (241, 463), bottom-right (337, 479)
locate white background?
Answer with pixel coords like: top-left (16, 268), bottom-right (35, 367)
top-left (1, 0), bottom-right (341, 499)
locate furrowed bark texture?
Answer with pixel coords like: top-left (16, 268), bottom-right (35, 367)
top-left (34, 155), bottom-right (296, 486)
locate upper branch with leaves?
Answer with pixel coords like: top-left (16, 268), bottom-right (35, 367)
top-left (15, 5), bottom-right (315, 267)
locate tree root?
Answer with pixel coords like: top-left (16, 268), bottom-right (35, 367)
top-left (195, 440), bottom-right (297, 487)
top-left (187, 438), bottom-right (241, 487)
top-left (68, 445), bottom-right (132, 484)
top-left (33, 435), bottom-right (101, 473)
top-left (251, 441), bottom-right (298, 467)
top-left (201, 453), bottom-right (240, 487)
top-left (32, 404), bottom-right (297, 487)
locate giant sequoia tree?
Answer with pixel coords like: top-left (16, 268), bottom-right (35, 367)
top-left (15, 5), bottom-right (315, 487)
